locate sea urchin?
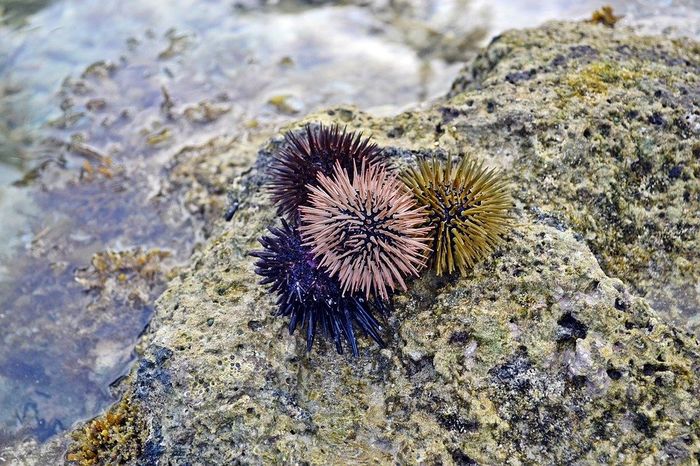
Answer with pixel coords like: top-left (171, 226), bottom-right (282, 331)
top-left (401, 155), bottom-right (511, 276)
top-left (269, 123), bottom-right (383, 220)
top-left (250, 220), bottom-right (386, 356)
top-left (299, 161), bottom-right (432, 300)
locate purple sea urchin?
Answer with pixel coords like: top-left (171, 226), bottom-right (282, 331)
top-left (250, 220), bottom-right (386, 356)
top-left (269, 123), bottom-right (383, 220)
top-left (299, 161), bottom-right (432, 301)
top-left (401, 155), bottom-right (511, 276)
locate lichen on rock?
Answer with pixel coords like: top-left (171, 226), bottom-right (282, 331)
top-left (97, 198), bottom-right (699, 464)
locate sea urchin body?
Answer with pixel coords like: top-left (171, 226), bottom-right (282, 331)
top-left (401, 155), bottom-right (511, 276)
top-left (300, 161), bottom-right (432, 300)
top-left (268, 123), bottom-right (383, 220)
top-left (250, 220), bottom-right (386, 356)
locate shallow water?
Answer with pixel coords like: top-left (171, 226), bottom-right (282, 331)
top-left (0, 0), bottom-right (697, 447)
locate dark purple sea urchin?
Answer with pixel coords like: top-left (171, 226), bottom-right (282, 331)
top-left (269, 123), bottom-right (383, 220)
top-left (250, 220), bottom-right (386, 356)
top-left (299, 161), bottom-right (432, 300)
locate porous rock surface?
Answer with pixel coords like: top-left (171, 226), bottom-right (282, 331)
top-left (126, 206), bottom-right (700, 465)
top-left (13, 20), bottom-right (700, 465)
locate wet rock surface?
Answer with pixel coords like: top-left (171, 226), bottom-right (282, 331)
top-left (60, 196), bottom-right (700, 465)
top-left (5, 19), bottom-right (700, 465)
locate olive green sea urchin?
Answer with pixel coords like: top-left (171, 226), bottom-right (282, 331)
top-left (401, 155), bottom-right (511, 276)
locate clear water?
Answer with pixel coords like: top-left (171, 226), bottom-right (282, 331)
top-left (0, 0), bottom-right (697, 447)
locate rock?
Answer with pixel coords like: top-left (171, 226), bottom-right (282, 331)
top-left (442, 21), bottom-right (700, 335)
top-left (73, 199), bottom-right (700, 465)
top-left (10, 19), bottom-right (700, 465)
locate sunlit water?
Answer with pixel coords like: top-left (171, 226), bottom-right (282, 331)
top-left (0, 0), bottom-right (697, 447)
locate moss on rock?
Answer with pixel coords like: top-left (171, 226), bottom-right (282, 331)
top-left (441, 20), bottom-right (700, 335)
top-left (117, 201), bottom-right (700, 464)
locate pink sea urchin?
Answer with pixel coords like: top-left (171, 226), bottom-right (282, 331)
top-left (299, 161), bottom-right (432, 300)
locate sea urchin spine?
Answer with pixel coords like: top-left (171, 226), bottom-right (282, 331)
top-left (250, 220), bottom-right (386, 356)
top-left (268, 123), bottom-right (383, 221)
top-left (401, 155), bottom-right (511, 276)
top-left (299, 161), bottom-right (432, 301)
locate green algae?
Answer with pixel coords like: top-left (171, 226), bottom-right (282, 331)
top-left (145, 128), bottom-right (172, 146)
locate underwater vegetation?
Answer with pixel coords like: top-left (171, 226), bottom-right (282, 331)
top-left (300, 160), bottom-right (432, 300)
top-left (65, 397), bottom-right (146, 466)
top-left (253, 124), bottom-right (510, 355)
top-left (402, 156), bottom-right (511, 276)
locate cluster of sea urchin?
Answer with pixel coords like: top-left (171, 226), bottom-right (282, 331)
top-left (252, 123), bottom-right (511, 357)
top-left (253, 123), bottom-right (430, 356)
top-left (401, 155), bottom-right (511, 276)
